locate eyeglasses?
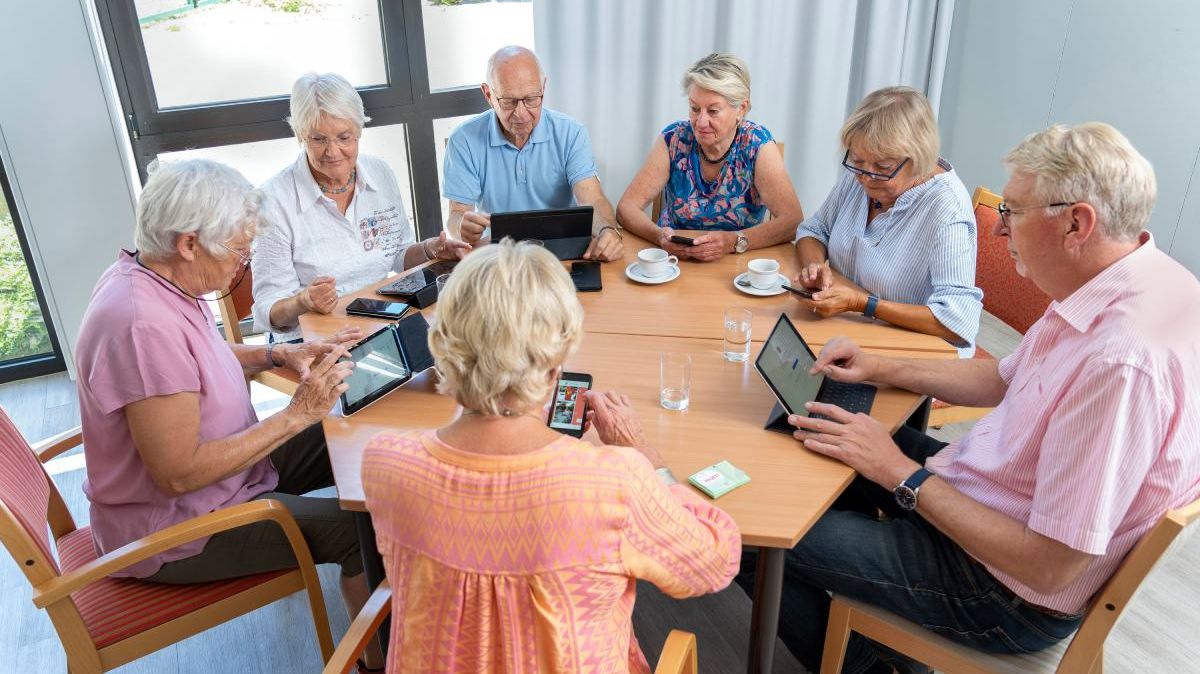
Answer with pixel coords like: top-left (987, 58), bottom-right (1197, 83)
top-left (841, 150), bottom-right (910, 182)
top-left (218, 242), bottom-right (252, 268)
top-left (996, 201), bottom-right (1077, 228)
top-left (305, 133), bottom-right (359, 151)
top-left (494, 93), bottom-right (544, 112)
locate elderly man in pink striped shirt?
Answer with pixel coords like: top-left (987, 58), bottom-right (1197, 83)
top-left (737, 122), bottom-right (1200, 674)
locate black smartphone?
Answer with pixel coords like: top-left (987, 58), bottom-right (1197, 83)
top-left (547, 372), bottom-right (593, 438)
top-left (669, 234), bottom-right (697, 246)
top-left (570, 260), bottom-right (602, 292)
top-left (345, 298), bottom-right (413, 320)
top-left (781, 284), bottom-right (817, 299)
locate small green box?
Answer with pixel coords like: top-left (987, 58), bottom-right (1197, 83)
top-left (688, 460), bottom-right (750, 499)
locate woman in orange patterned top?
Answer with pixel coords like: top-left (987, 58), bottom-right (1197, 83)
top-left (362, 240), bottom-right (741, 673)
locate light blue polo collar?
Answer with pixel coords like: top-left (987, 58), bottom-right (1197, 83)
top-left (486, 109), bottom-right (551, 149)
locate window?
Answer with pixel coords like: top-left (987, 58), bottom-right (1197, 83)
top-left (95, 0), bottom-right (534, 237)
top-left (0, 155), bottom-right (65, 382)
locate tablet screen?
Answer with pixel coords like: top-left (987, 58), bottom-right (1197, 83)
top-left (755, 315), bottom-right (824, 415)
top-left (341, 326), bottom-right (410, 414)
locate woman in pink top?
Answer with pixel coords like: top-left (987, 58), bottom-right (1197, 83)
top-left (74, 159), bottom-right (382, 670)
top-left (362, 240), bottom-right (742, 673)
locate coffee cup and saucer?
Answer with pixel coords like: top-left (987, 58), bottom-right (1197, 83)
top-left (734, 258), bottom-right (788, 296)
top-left (626, 248), bottom-right (681, 285)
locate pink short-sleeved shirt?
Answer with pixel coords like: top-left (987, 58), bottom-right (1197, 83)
top-left (927, 234), bottom-right (1200, 614)
top-left (76, 251), bottom-right (278, 578)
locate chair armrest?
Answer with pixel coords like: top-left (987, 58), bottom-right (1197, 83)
top-left (32, 499), bottom-right (311, 608)
top-left (323, 581), bottom-right (392, 674)
top-left (655, 629), bottom-right (698, 674)
top-left (32, 426), bottom-right (83, 462)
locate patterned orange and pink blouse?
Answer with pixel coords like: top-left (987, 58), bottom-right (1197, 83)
top-left (362, 430), bottom-right (742, 673)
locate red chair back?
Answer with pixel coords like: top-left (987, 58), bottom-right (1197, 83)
top-left (0, 406), bottom-right (58, 571)
top-left (973, 188), bottom-right (1052, 334)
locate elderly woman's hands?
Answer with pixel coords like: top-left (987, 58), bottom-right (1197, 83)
top-left (797, 261), bottom-right (833, 291)
top-left (285, 348), bottom-right (354, 427)
top-left (301, 276), bottom-right (338, 314)
top-left (657, 227), bottom-right (692, 259)
top-left (800, 284), bottom-right (870, 318)
top-left (428, 231), bottom-right (472, 261)
top-left (686, 231), bottom-right (736, 262)
top-left (586, 390), bottom-right (667, 469)
top-left (276, 327), bottom-right (363, 378)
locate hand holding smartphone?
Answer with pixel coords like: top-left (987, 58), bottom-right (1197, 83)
top-left (669, 235), bottom-right (697, 246)
top-left (548, 371), bottom-right (592, 437)
top-left (781, 284), bottom-right (817, 299)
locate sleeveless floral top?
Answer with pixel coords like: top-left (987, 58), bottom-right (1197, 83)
top-left (658, 119), bottom-right (774, 231)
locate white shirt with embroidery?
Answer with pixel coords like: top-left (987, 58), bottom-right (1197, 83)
top-left (252, 152), bottom-right (416, 341)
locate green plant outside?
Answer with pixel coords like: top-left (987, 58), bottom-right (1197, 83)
top-left (0, 201), bottom-right (53, 362)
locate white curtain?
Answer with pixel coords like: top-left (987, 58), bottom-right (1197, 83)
top-left (533, 0), bottom-right (954, 215)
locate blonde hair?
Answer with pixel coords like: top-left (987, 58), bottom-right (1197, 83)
top-left (681, 53), bottom-right (752, 111)
top-left (429, 240), bottom-right (583, 416)
top-left (1003, 122), bottom-right (1156, 241)
top-left (840, 86), bottom-right (939, 177)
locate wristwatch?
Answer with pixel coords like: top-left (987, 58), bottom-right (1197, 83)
top-left (893, 467), bottom-right (934, 511)
top-left (733, 233), bottom-right (749, 254)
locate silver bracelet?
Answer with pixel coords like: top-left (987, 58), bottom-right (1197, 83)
top-left (655, 466), bottom-right (679, 486)
top-left (421, 238), bottom-right (436, 260)
top-left (596, 225), bottom-right (622, 240)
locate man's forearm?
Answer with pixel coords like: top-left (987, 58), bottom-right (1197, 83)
top-left (871, 354), bottom-right (1007, 407)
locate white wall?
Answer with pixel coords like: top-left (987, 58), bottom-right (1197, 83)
top-left (0, 1), bottom-right (138, 376)
top-left (939, 0), bottom-right (1200, 275)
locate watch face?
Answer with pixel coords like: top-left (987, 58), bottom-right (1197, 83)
top-left (735, 235), bottom-right (749, 253)
top-left (894, 485), bottom-right (918, 511)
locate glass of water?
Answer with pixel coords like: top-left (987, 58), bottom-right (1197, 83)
top-left (436, 273), bottom-right (451, 295)
top-left (723, 308), bottom-right (753, 362)
top-left (660, 352), bottom-right (692, 410)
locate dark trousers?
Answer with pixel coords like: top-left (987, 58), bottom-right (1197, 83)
top-left (147, 423), bottom-right (363, 583)
top-left (735, 427), bottom-right (1082, 674)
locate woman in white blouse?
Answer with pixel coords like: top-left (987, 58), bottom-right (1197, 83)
top-left (252, 72), bottom-right (468, 342)
top-left (793, 87), bottom-right (983, 355)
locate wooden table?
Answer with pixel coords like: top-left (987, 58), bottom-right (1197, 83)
top-left (301, 240), bottom-right (957, 673)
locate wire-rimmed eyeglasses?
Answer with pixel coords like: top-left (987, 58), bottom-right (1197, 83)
top-left (996, 201), bottom-right (1077, 228)
top-left (495, 93), bottom-right (544, 112)
top-left (841, 150), bottom-right (910, 181)
top-left (218, 242), bottom-right (252, 268)
top-left (305, 133), bottom-right (359, 151)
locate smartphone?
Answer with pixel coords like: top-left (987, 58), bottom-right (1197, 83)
top-left (547, 371), bottom-right (593, 438)
top-left (781, 284), bottom-right (817, 299)
top-left (345, 298), bottom-right (413, 320)
top-left (669, 234), bottom-right (697, 246)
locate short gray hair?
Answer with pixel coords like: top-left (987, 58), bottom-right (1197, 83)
top-left (681, 53), bottom-right (752, 111)
top-left (841, 87), bottom-right (940, 177)
top-left (135, 159), bottom-right (263, 260)
top-left (1003, 122), bottom-right (1157, 241)
top-left (485, 45), bottom-right (545, 89)
top-left (286, 72), bottom-right (371, 141)
top-left (429, 240), bottom-right (583, 417)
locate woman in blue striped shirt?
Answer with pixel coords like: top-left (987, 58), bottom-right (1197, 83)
top-left (794, 87), bottom-right (983, 355)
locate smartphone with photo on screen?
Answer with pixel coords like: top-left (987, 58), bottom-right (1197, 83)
top-left (547, 372), bottom-right (593, 438)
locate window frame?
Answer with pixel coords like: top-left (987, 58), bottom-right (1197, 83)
top-left (93, 0), bottom-right (490, 236)
top-left (0, 156), bottom-right (66, 383)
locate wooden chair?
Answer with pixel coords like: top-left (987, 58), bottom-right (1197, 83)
top-left (651, 141), bottom-right (784, 224)
top-left (819, 496), bottom-right (1200, 674)
top-left (929, 186), bottom-right (1052, 427)
top-left (214, 264), bottom-right (301, 395)
top-left (0, 406), bottom-right (335, 673)
top-left (321, 581), bottom-right (700, 674)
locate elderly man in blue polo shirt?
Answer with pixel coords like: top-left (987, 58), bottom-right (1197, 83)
top-left (443, 45), bottom-right (624, 262)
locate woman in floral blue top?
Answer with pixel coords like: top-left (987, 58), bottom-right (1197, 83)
top-left (618, 53), bottom-right (803, 262)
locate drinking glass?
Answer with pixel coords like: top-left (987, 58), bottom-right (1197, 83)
top-left (723, 308), bottom-right (753, 362)
top-left (436, 273), bottom-right (451, 295)
top-left (660, 352), bottom-right (692, 410)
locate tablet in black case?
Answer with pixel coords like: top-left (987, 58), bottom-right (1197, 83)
top-left (339, 312), bottom-right (435, 415)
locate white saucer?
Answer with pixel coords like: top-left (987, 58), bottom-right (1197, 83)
top-left (626, 262), bottom-right (681, 285)
top-left (734, 272), bottom-right (789, 296)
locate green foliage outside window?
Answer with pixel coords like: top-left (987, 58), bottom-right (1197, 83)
top-left (0, 204), bottom-right (53, 362)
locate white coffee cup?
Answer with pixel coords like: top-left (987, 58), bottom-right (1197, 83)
top-left (637, 248), bottom-right (679, 278)
top-left (747, 258), bottom-right (781, 290)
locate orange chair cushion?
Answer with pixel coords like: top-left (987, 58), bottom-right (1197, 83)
top-left (58, 527), bottom-right (291, 649)
top-left (975, 204), bottom-right (1051, 334)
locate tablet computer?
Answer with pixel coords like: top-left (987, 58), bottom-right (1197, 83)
top-left (340, 324), bottom-right (412, 415)
top-left (754, 313), bottom-right (876, 420)
top-left (491, 206), bottom-right (593, 260)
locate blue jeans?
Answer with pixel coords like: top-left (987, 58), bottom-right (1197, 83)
top-left (735, 427), bottom-right (1082, 674)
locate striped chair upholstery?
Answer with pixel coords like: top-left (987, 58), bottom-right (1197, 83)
top-left (0, 405), bottom-right (334, 673)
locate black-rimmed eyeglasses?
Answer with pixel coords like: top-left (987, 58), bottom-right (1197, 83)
top-left (996, 201), bottom-right (1077, 228)
top-left (841, 150), bottom-right (909, 181)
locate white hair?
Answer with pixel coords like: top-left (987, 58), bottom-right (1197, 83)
top-left (485, 45), bottom-right (545, 89)
top-left (681, 53), bottom-right (752, 111)
top-left (429, 239), bottom-right (582, 417)
top-left (135, 159), bottom-right (263, 260)
top-left (286, 72), bottom-right (371, 141)
top-left (1003, 122), bottom-right (1157, 241)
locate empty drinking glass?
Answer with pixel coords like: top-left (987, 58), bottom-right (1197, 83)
top-left (660, 352), bottom-right (692, 410)
top-left (723, 308), bottom-right (753, 362)
top-left (436, 273), bottom-right (451, 295)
